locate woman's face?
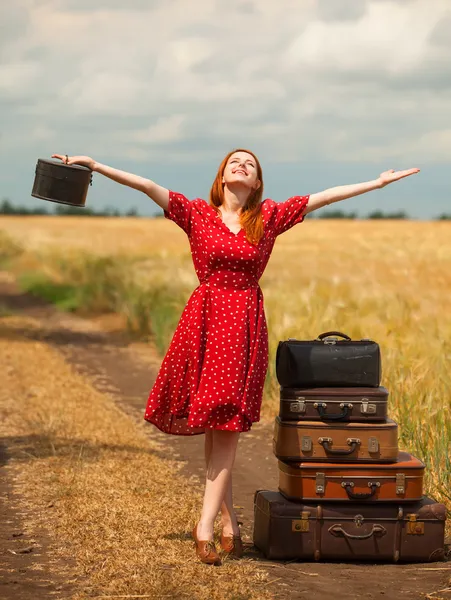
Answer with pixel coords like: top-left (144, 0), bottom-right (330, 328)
top-left (222, 151), bottom-right (261, 192)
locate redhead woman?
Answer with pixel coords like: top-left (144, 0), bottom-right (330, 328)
top-left (52, 150), bottom-right (419, 565)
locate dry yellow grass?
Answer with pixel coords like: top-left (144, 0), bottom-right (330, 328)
top-left (2, 215), bottom-right (451, 515)
top-left (0, 314), bottom-right (273, 600)
top-left (0, 215), bottom-right (190, 257)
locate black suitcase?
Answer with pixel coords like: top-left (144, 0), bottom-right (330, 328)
top-left (253, 490), bottom-right (447, 562)
top-left (279, 386), bottom-right (388, 422)
top-left (276, 331), bottom-right (381, 388)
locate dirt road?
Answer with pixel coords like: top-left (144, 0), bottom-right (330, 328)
top-left (0, 273), bottom-right (450, 600)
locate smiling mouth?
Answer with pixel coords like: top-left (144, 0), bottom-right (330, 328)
top-left (233, 170), bottom-right (247, 175)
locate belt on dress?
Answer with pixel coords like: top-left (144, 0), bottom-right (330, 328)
top-left (200, 270), bottom-right (259, 290)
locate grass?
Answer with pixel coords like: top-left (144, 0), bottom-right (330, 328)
top-left (1, 215), bottom-right (451, 515)
top-left (0, 313), bottom-right (273, 600)
top-left (15, 251), bottom-right (190, 348)
top-left (0, 301), bottom-right (14, 317)
top-left (18, 271), bottom-right (83, 311)
top-left (0, 228), bottom-right (23, 266)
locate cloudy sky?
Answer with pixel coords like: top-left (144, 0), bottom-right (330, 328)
top-left (1, 0), bottom-right (450, 218)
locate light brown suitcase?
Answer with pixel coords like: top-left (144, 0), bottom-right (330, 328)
top-left (278, 452), bottom-right (425, 502)
top-left (253, 490), bottom-right (447, 562)
top-left (273, 416), bottom-right (398, 462)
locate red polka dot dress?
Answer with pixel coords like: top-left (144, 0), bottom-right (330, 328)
top-left (144, 191), bottom-right (310, 435)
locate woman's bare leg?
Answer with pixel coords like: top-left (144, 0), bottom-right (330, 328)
top-left (197, 429), bottom-right (240, 540)
top-left (219, 473), bottom-right (240, 536)
top-left (204, 430), bottom-right (240, 537)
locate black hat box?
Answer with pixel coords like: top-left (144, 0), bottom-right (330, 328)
top-left (31, 158), bottom-right (93, 207)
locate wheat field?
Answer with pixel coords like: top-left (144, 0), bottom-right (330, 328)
top-left (1, 215), bottom-right (451, 511)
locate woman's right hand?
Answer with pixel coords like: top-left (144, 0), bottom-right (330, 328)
top-left (52, 154), bottom-right (96, 170)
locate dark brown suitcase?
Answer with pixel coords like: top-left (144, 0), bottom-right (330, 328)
top-left (253, 490), bottom-right (447, 562)
top-left (278, 452), bottom-right (425, 502)
top-left (279, 386), bottom-right (388, 422)
top-left (273, 417), bottom-right (398, 462)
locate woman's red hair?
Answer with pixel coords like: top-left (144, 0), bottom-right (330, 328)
top-left (209, 148), bottom-right (264, 245)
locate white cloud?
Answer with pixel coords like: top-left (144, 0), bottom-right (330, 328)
top-left (0, 62), bottom-right (41, 98)
top-left (408, 128), bottom-right (451, 161)
top-left (60, 73), bottom-right (151, 116)
top-left (1, 0), bottom-right (450, 165)
top-left (285, 0), bottom-right (440, 75)
top-left (123, 114), bottom-right (186, 144)
top-left (170, 38), bottom-right (213, 71)
top-left (30, 125), bottom-right (57, 142)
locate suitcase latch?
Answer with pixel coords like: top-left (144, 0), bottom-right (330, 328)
top-left (396, 473), bottom-right (406, 495)
top-left (368, 437), bottom-right (379, 453)
top-left (292, 511), bottom-right (310, 533)
top-left (301, 436), bottom-right (313, 452)
top-left (315, 472), bottom-right (326, 495)
top-left (406, 514), bottom-right (424, 535)
top-left (290, 400), bottom-right (306, 414)
top-left (361, 401), bottom-right (377, 414)
top-left (354, 514), bottom-right (364, 527)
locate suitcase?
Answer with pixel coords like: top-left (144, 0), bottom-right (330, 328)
top-left (273, 416), bottom-right (398, 462)
top-left (276, 331), bottom-right (381, 389)
top-left (253, 490), bottom-right (447, 562)
top-left (279, 386), bottom-right (388, 422)
top-left (278, 452), bottom-right (425, 502)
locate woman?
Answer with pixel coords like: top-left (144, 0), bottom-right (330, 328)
top-left (52, 150), bottom-right (419, 565)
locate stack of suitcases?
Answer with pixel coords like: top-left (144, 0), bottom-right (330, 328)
top-left (253, 331), bottom-right (447, 562)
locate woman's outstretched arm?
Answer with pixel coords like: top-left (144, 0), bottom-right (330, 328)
top-left (51, 154), bottom-right (169, 211)
top-left (305, 168), bottom-right (420, 214)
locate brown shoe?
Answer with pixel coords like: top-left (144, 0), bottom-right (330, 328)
top-left (220, 527), bottom-right (244, 559)
top-left (192, 525), bottom-right (221, 566)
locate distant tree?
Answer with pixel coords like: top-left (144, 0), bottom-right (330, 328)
top-left (126, 207), bottom-right (139, 217)
top-left (101, 206), bottom-right (121, 217)
top-left (0, 198), bottom-right (49, 215)
top-left (0, 199), bottom-right (15, 214)
top-left (54, 204), bottom-right (96, 216)
top-left (437, 213), bottom-right (451, 220)
top-left (367, 210), bottom-right (384, 219)
top-left (53, 204), bottom-right (121, 217)
top-left (317, 210), bottom-right (357, 219)
top-left (367, 210), bottom-right (408, 219)
top-left (0, 197), bottom-right (130, 217)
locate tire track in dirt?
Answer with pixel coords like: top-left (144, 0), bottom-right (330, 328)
top-left (0, 444), bottom-right (78, 600)
top-left (0, 273), bottom-right (449, 600)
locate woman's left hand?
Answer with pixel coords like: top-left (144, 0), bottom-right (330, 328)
top-left (378, 168), bottom-right (420, 188)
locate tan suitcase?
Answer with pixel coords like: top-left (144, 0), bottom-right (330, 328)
top-left (273, 416), bottom-right (398, 462)
top-left (278, 452), bottom-right (425, 502)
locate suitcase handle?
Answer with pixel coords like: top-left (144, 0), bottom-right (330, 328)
top-left (328, 524), bottom-right (387, 540)
top-left (315, 402), bottom-right (352, 421)
top-left (342, 481), bottom-right (381, 500)
top-left (318, 437), bottom-right (360, 455)
top-left (316, 331), bottom-right (351, 342)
